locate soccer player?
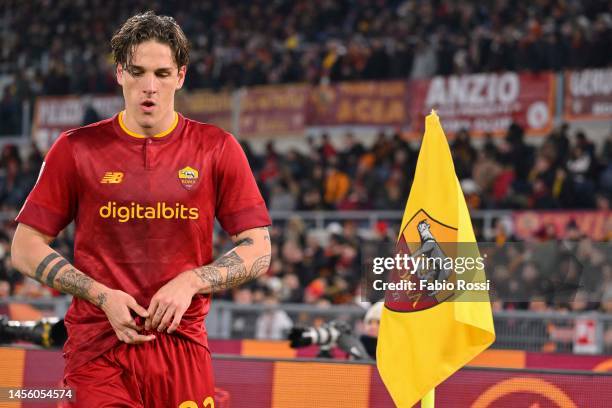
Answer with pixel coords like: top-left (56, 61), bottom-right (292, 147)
top-left (11, 11), bottom-right (271, 407)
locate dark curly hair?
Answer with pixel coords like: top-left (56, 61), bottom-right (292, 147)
top-left (111, 11), bottom-right (190, 73)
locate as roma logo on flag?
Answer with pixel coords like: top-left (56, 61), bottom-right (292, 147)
top-left (178, 166), bottom-right (199, 190)
top-left (385, 209), bottom-right (458, 312)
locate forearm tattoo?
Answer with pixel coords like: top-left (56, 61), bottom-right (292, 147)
top-left (194, 251), bottom-right (271, 293)
top-left (32, 253), bottom-right (96, 301)
top-left (57, 268), bottom-right (94, 300)
top-left (96, 292), bottom-right (108, 308)
top-left (197, 265), bottom-right (224, 290)
top-left (215, 251), bottom-right (249, 288)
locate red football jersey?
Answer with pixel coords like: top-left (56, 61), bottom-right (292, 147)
top-left (16, 112), bottom-right (271, 372)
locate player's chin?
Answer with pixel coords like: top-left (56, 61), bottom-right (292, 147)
top-left (137, 112), bottom-right (156, 126)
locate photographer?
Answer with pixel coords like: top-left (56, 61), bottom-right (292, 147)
top-left (360, 301), bottom-right (383, 360)
top-left (288, 301), bottom-right (384, 361)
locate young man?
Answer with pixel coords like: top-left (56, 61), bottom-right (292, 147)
top-left (11, 11), bottom-right (271, 407)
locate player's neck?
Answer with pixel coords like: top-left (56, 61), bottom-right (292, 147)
top-left (120, 110), bottom-right (178, 138)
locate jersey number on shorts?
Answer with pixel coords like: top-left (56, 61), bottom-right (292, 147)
top-left (179, 396), bottom-right (214, 408)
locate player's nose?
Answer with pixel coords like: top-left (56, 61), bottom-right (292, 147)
top-left (142, 73), bottom-right (158, 94)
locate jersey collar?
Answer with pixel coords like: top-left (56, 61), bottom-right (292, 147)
top-left (113, 111), bottom-right (185, 144)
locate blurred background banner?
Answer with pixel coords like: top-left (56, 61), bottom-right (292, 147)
top-left (32, 95), bottom-right (124, 151)
top-left (28, 70), bottom-right (573, 150)
top-left (306, 81), bottom-right (407, 127)
top-left (175, 89), bottom-right (234, 132)
top-left (239, 84), bottom-right (309, 137)
top-left (564, 68), bottom-right (612, 121)
top-left (406, 72), bottom-right (556, 136)
top-left (513, 210), bottom-right (612, 240)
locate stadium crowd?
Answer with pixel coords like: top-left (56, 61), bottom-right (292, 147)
top-left (1, 0), bottom-right (612, 134)
top-left (251, 123), bottom-right (612, 212)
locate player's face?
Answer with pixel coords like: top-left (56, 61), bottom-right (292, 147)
top-left (116, 40), bottom-right (186, 134)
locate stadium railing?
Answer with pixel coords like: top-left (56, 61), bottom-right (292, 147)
top-left (268, 209), bottom-right (511, 240)
top-left (2, 297), bottom-right (611, 354)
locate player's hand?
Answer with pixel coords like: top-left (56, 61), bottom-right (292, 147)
top-left (101, 289), bottom-right (155, 345)
top-left (145, 271), bottom-right (199, 333)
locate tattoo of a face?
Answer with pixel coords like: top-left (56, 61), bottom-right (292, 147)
top-left (57, 268), bottom-right (94, 299)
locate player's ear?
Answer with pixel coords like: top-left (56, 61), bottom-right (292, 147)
top-left (116, 64), bottom-right (124, 86)
top-left (176, 65), bottom-right (186, 90)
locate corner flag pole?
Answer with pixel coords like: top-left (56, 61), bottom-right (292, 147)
top-left (422, 388), bottom-right (435, 408)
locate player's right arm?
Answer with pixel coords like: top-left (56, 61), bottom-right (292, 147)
top-left (11, 223), bottom-right (155, 344)
top-left (11, 133), bottom-right (153, 345)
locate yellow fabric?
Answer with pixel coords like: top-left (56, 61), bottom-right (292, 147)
top-left (376, 111), bottom-right (495, 407)
top-left (118, 110), bottom-right (178, 139)
top-left (421, 389), bottom-right (435, 407)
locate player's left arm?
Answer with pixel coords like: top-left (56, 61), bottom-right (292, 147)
top-left (191, 225), bottom-right (271, 293)
top-left (146, 226), bottom-right (271, 333)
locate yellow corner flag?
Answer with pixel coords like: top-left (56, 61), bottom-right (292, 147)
top-left (376, 111), bottom-right (496, 407)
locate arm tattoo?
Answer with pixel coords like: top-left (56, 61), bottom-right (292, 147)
top-left (33, 253), bottom-right (101, 305)
top-left (57, 268), bottom-right (94, 300)
top-left (96, 293), bottom-right (107, 308)
top-left (213, 251), bottom-right (249, 290)
top-left (45, 259), bottom-right (69, 286)
top-left (258, 226), bottom-right (271, 241)
top-left (250, 254), bottom-right (271, 276)
top-left (196, 265), bottom-right (224, 291)
top-left (234, 237), bottom-right (254, 247)
top-left (213, 251), bottom-right (243, 268)
top-left (195, 251), bottom-right (271, 293)
top-left (35, 253), bottom-right (60, 281)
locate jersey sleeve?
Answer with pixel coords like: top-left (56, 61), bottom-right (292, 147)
top-left (15, 133), bottom-right (78, 236)
top-left (214, 132), bottom-right (271, 235)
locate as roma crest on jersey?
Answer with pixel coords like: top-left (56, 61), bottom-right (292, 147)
top-left (385, 209), bottom-right (458, 312)
top-left (178, 166), bottom-right (199, 190)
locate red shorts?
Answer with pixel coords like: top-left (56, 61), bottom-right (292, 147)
top-left (62, 333), bottom-right (214, 407)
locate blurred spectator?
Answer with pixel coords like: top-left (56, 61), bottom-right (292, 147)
top-left (0, 280), bottom-right (10, 298)
top-left (255, 289), bottom-right (293, 340)
top-left (324, 165), bottom-right (350, 207)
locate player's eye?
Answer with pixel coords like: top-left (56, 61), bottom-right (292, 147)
top-left (156, 72), bottom-right (170, 78)
top-left (131, 71), bottom-right (144, 77)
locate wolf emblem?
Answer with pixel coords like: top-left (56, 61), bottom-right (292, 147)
top-left (410, 220), bottom-right (453, 295)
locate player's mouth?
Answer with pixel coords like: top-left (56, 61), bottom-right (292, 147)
top-left (140, 100), bottom-right (156, 113)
